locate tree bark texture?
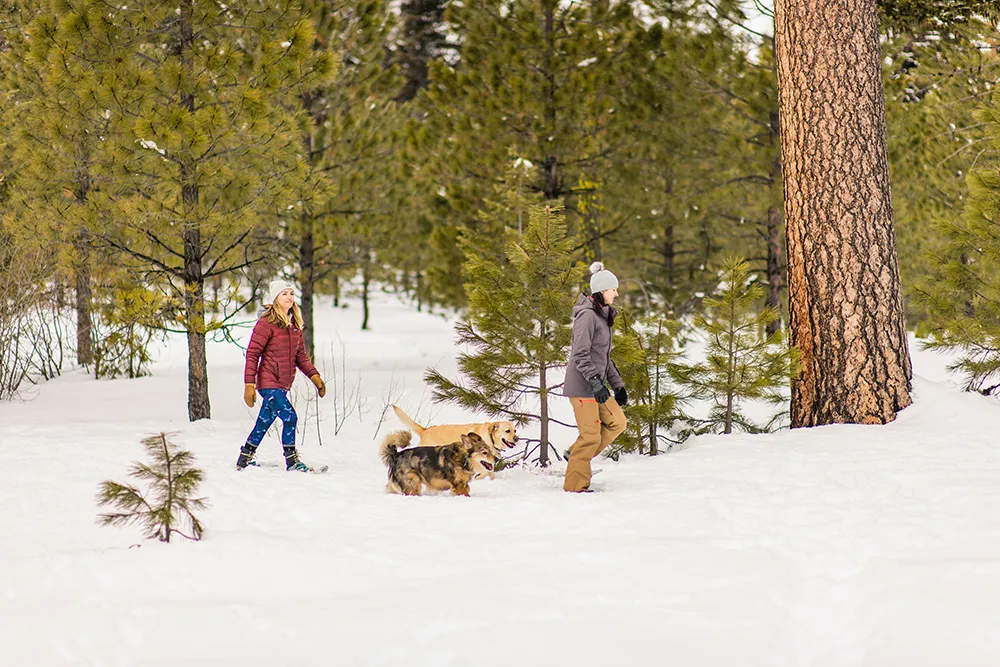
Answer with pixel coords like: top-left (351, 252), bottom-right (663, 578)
top-left (183, 223), bottom-right (210, 422)
top-left (180, 0), bottom-right (209, 422)
top-left (73, 210), bottom-right (93, 367)
top-left (774, 0), bottom-right (912, 426)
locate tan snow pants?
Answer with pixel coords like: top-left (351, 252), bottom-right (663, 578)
top-left (563, 396), bottom-right (627, 492)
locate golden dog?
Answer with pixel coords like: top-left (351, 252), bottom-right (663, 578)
top-left (391, 405), bottom-right (519, 479)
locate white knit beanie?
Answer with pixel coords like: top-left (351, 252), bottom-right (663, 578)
top-left (266, 280), bottom-right (296, 305)
top-left (589, 262), bottom-right (619, 293)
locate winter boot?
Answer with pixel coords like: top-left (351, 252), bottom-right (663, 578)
top-left (283, 446), bottom-right (310, 472)
top-left (236, 444), bottom-right (259, 470)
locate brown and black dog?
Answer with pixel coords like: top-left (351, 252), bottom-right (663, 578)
top-left (391, 405), bottom-right (518, 479)
top-left (379, 430), bottom-right (494, 496)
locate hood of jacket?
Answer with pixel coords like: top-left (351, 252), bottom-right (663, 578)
top-left (572, 293), bottom-right (618, 325)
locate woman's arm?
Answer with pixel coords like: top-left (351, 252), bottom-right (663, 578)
top-left (570, 311), bottom-right (601, 380)
top-left (244, 320), bottom-right (271, 384)
top-left (294, 331), bottom-right (320, 379)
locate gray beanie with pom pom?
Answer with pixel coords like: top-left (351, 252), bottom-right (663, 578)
top-left (589, 261), bottom-right (619, 293)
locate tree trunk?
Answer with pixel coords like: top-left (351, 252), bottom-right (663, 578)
top-left (74, 171), bottom-right (93, 367)
top-left (541, 2), bottom-right (559, 201)
top-left (765, 106), bottom-right (784, 337)
top-left (416, 270), bottom-right (424, 313)
top-left (661, 173), bottom-right (675, 290)
top-left (396, 0), bottom-right (447, 102)
top-left (73, 228), bottom-right (93, 367)
top-left (361, 261), bottom-right (370, 331)
top-left (774, 0), bottom-right (912, 426)
top-left (183, 223), bottom-right (210, 421)
top-left (583, 201), bottom-right (601, 263)
top-left (765, 205), bottom-right (782, 336)
top-left (179, 0), bottom-right (209, 422)
top-left (539, 359), bottom-right (549, 467)
top-left (300, 214), bottom-right (315, 357)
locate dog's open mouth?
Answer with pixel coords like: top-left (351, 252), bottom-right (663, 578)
top-left (481, 460), bottom-right (494, 472)
top-left (501, 438), bottom-right (516, 448)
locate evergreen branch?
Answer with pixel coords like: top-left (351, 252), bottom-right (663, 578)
top-left (144, 230), bottom-right (185, 261)
top-left (99, 235), bottom-right (184, 279)
top-left (571, 218), bottom-right (631, 253)
top-left (935, 136), bottom-right (990, 167)
top-left (702, 0), bottom-right (771, 40)
top-left (202, 228), bottom-right (256, 276)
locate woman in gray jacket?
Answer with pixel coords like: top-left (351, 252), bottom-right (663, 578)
top-left (562, 262), bottom-right (628, 492)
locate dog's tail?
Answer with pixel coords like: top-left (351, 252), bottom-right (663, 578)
top-left (379, 430), bottom-right (413, 467)
top-left (392, 405), bottom-right (425, 436)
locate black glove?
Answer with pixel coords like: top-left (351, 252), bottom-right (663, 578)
top-left (588, 375), bottom-right (610, 404)
top-left (614, 386), bottom-right (628, 406)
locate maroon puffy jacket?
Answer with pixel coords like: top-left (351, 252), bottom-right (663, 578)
top-left (243, 317), bottom-right (319, 390)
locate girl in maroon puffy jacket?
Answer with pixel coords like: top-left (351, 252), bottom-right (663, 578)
top-left (237, 281), bottom-right (327, 472)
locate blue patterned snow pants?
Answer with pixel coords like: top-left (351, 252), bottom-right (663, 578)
top-left (246, 389), bottom-right (298, 446)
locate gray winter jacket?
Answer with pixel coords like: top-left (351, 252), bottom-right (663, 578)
top-left (562, 293), bottom-right (624, 397)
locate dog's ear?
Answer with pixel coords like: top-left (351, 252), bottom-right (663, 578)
top-left (489, 422), bottom-right (500, 436)
top-left (461, 433), bottom-right (472, 447)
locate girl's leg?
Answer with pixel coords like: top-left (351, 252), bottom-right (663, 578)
top-left (247, 390), bottom-right (281, 445)
top-left (237, 390), bottom-right (280, 469)
top-left (265, 390), bottom-right (305, 470)
top-left (268, 391), bottom-right (298, 447)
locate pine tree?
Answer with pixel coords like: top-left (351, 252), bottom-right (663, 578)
top-left (693, 35), bottom-right (785, 335)
top-left (676, 258), bottom-right (799, 435)
top-left (917, 88), bottom-right (1000, 394)
top-left (0, 0), bottom-right (122, 367)
top-left (275, 0), bottom-right (401, 350)
top-left (425, 202), bottom-right (584, 467)
top-left (424, 156), bottom-right (543, 302)
top-left (610, 14), bottom-right (766, 319)
top-left (885, 19), bottom-right (999, 325)
top-left (96, 0), bottom-right (334, 420)
top-left (395, 0), bottom-right (451, 102)
top-left (775, 0), bottom-right (912, 426)
top-left (97, 433), bottom-right (207, 543)
top-left (417, 0), bottom-right (645, 306)
top-left (611, 309), bottom-right (685, 456)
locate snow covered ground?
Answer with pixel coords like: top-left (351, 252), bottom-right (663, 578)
top-left (2, 290), bottom-right (999, 667)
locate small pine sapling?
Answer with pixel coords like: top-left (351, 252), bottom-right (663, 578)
top-left (610, 309), bottom-right (686, 457)
top-left (97, 433), bottom-right (207, 543)
top-left (917, 97), bottom-right (1000, 395)
top-left (676, 258), bottom-right (799, 435)
top-left (426, 202), bottom-right (584, 467)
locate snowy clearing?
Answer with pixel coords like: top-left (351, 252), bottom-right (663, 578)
top-left (2, 291), bottom-right (999, 667)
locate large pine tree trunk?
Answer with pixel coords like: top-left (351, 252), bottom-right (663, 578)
top-left (774, 0), bottom-right (912, 426)
top-left (74, 173), bottom-right (93, 366)
top-left (179, 0), bottom-right (209, 421)
top-left (299, 215), bottom-right (315, 357)
top-left (73, 228), bottom-right (93, 367)
top-left (183, 222), bottom-right (210, 421)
